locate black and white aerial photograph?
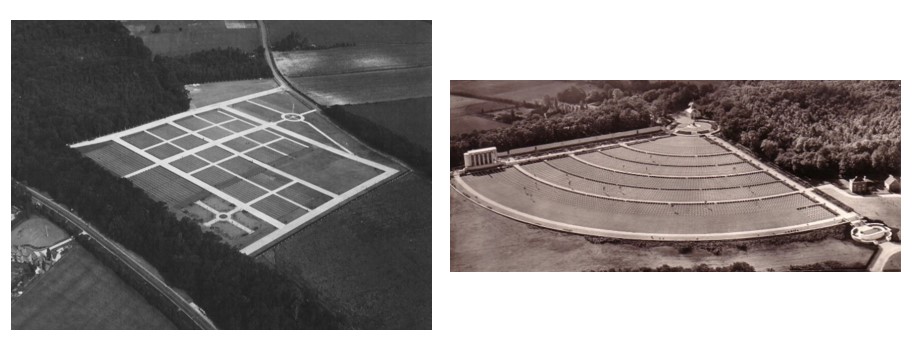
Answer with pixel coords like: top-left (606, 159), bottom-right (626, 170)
top-left (450, 80), bottom-right (900, 272)
top-left (11, 20), bottom-right (430, 329)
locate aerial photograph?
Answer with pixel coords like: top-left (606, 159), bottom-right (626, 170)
top-left (12, 20), bottom-right (431, 329)
top-left (450, 80), bottom-right (900, 272)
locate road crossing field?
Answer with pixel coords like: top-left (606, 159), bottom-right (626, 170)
top-left (74, 87), bottom-right (397, 255)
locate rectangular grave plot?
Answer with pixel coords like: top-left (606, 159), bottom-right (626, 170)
top-left (252, 195), bottom-right (301, 222)
top-left (248, 170), bottom-right (293, 191)
top-left (174, 115), bottom-right (212, 131)
top-left (245, 146), bottom-right (285, 165)
top-left (123, 131), bottom-right (163, 150)
top-left (148, 123), bottom-right (187, 140)
top-left (220, 179), bottom-right (267, 203)
top-left (245, 129), bottom-right (281, 144)
top-left (278, 207), bottom-right (309, 224)
top-left (129, 166), bottom-right (206, 208)
top-left (171, 134), bottom-right (208, 150)
top-left (221, 120), bottom-right (256, 133)
top-left (223, 136), bottom-right (260, 153)
top-left (277, 183), bottom-right (333, 209)
top-left (83, 142), bottom-right (154, 176)
top-left (170, 155), bottom-right (210, 173)
top-left (197, 110), bottom-right (234, 124)
top-left (147, 143), bottom-right (184, 160)
top-left (197, 146), bottom-right (235, 163)
top-left (268, 139), bottom-right (310, 155)
top-left (192, 166), bottom-right (238, 187)
top-left (218, 156), bottom-right (261, 177)
top-left (198, 126), bottom-right (233, 141)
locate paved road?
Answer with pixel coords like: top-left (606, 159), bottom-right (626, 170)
top-left (21, 184), bottom-right (218, 330)
top-left (257, 20), bottom-right (327, 113)
top-left (868, 242), bottom-right (901, 272)
top-left (258, 20), bottom-right (289, 90)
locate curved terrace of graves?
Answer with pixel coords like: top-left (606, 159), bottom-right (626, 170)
top-left (452, 134), bottom-right (856, 241)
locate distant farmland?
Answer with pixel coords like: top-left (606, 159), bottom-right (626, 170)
top-left (266, 20), bottom-right (431, 46)
top-left (449, 81), bottom-right (587, 135)
top-left (274, 43), bottom-right (431, 77)
top-left (12, 244), bottom-right (176, 329)
top-left (450, 80), bottom-right (579, 103)
top-left (289, 66), bottom-right (431, 106)
top-left (335, 97), bottom-right (431, 151)
top-left (122, 20), bottom-right (261, 56)
top-left (450, 95), bottom-right (513, 135)
top-left (451, 114), bottom-right (509, 136)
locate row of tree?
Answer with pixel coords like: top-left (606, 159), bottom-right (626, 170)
top-left (12, 20), bottom-right (340, 329)
top-left (588, 262), bottom-right (756, 272)
top-left (272, 31), bottom-right (355, 51)
top-left (450, 81), bottom-right (713, 168)
top-left (153, 47), bottom-right (273, 84)
top-left (451, 80), bottom-right (900, 182)
top-left (696, 80), bottom-right (900, 180)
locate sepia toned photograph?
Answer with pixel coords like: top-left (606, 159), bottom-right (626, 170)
top-left (12, 20), bottom-right (430, 329)
top-left (451, 80), bottom-right (900, 272)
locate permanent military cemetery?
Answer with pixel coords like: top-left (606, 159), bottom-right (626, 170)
top-left (452, 120), bottom-right (859, 242)
top-left (75, 88), bottom-right (397, 255)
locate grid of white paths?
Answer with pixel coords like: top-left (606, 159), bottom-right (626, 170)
top-left (71, 87), bottom-right (399, 255)
top-left (244, 98), bottom-right (353, 155)
top-left (196, 201), bottom-right (253, 234)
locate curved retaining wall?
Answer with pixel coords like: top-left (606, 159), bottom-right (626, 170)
top-left (452, 172), bottom-right (852, 242)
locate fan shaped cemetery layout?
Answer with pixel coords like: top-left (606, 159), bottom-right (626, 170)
top-left (452, 133), bottom-right (860, 241)
top-left (75, 87), bottom-right (397, 255)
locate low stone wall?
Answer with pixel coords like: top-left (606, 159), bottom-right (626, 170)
top-left (582, 223), bottom-right (854, 255)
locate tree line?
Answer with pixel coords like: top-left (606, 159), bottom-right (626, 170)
top-left (450, 81), bottom-right (713, 168)
top-left (451, 80), bottom-right (900, 183)
top-left (587, 262), bottom-right (756, 272)
top-left (272, 31), bottom-right (355, 51)
top-left (153, 46), bottom-right (273, 84)
top-left (12, 20), bottom-right (341, 329)
top-left (696, 80), bottom-right (900, 180)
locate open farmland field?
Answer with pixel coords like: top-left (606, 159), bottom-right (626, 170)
top-left (450, 188), bottom-right (874, 271)
top-left (12, 216), bottom-right (69, 247)
top-left (259, 172), bottom-right (430, 329)
top-left (75, 89), bottom-right (398, 254)
top-left (449, 81), bottom-right (585, 136)
top-left (122, 20), bottom-right (261, 56)
top-left (334, 97), bottom-right (431, 152)
top-left (266, 20), bottom-right (431, 46)
top-left (451, 115), bottom-right (510, 135)
top-left (274, 43), bottom-right (431, 77)
top-left (450, 95), bottom-right (515, 117)
top-left (186, 79), bottom-right (278, 109)
top-left (452, 80), bottom-right (576, 97)
top-left (451, 80), bottom-right (581, 103)
top-left (12, 244), bottom-right (176, 329)
top-left (450, 95), bottom-right (513, 135)
top-left (289, 66), bottom-right (431, 106)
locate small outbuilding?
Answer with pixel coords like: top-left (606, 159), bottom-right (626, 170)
top-left (847, 176), bottom-right (874, 195)
top-left (884, 175), bottom-right (900, 193)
